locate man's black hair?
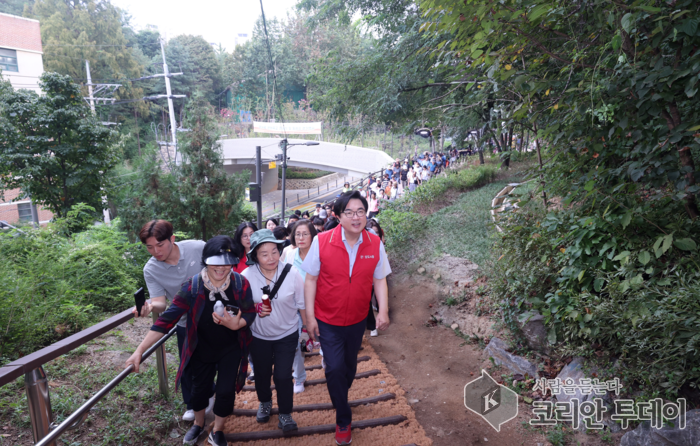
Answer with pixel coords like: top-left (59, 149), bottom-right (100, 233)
top-left (273, 226), bottom-right (290, 240)
top-left (312, 217), bottom-right (324, 226)
top-left (294, 210), bottom-right (302, 217)
top-left (232, 221), bottom-right (258, 258)
top-left (201, 235), bottom-right (237, 267)
top-left (333, 191), bottom-right (368, 217)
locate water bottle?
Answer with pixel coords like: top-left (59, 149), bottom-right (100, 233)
top-left (213, 301), bottom-right (225, 317)
top-left (261, 294), bottom-right (272, 313)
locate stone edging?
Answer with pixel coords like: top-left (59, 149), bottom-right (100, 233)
top-left (491, 183), bottom-right (522, 232)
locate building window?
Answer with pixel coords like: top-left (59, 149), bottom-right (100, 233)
top-left (17, 202), bottom-right (32, 222)
top-left (0, 48), bottom-right (19, 72)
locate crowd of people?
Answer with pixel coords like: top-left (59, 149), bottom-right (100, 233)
top-left (344, 148), bottom-right (463, 216)
top-left (126, 189), bottom-right (391, 446)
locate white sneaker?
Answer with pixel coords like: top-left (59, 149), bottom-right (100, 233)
top-left (205, 395), bottom-right (215, 415)
top-left (182, 409), bottom-right (195, 421)
top-left (293, 381), bottom-right (305, 394)
top-left (370, 329), bottom-right (378, 337)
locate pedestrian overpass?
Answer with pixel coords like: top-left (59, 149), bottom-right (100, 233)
top-left (219, 138), bottom-right (395, 194)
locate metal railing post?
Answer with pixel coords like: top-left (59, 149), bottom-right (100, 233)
top-left (151, 312), bottom-right (169, 397)
top-left (25, 366), bottom-right (55, 446)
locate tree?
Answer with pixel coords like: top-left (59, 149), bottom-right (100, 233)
top-left (175, 93), bottom-right (249, 240)
top-left (28, 0), bottom-right (144, 86)
top-left (0, 73), bottom-right (117, 218)
top-left (133, 29), bottom-right (161, 60)
top-left (0, 0), bottom-right (33, 15)
top-left (170, 35), bottom-right (223, 105)
top-left (112, 92), bottom-right (251, 241)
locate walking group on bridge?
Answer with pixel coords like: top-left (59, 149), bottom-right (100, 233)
top-left (125, 190), bottom-right (391, 446)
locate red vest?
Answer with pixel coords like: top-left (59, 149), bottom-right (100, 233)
top-left (315, 225), bottom-right (381, 326)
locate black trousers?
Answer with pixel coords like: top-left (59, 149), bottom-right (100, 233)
top-left (317, 318), bottom-right (366, 427)
top-left (250, 332), bottom-right (298, 414)
top-left (187, 348), bottom-right (242, 418)
top-left (366, 306), bottom-right (376, 330)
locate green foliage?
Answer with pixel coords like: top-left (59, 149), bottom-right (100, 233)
top-left (491, 194), bottom-right (700, 393)
top-left (0, 220), bottom-right (147, 361)
top-left (168, 35), bottom-right (223, 106)
top-left (53, 202), bottom-right (98, 235)
top-left (381, 164), bottom-right (499, 258)
top-left (0, 73), bottom-right (117, 218)
top-left (28, 0), bottom-right (146, 107)
top-left (280, 167), bottom-right (334, 180)
top-left (112, 92), bottom-right (250, 241)
top-left (0, 0), bottom-right (33, 15)
top-left (378, 206), bottom-right (426, 252)
top-left (408, 164), bottom-right (497, 208)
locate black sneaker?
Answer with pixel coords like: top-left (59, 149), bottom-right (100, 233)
top-left (208, 430), bottom-right (227, 446)
top-left (183, 424), bottom-right (203, 445)
top-left (247, 371), bottom-right (255, 382)
top-left (278, 413), bottom-right (298, 432)
top-left (256, 401), bottom-right (272, 423)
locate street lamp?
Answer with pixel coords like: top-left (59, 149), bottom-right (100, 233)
top-left (278, 139), bottom-right (321, 224)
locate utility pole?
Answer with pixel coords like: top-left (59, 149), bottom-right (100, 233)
top-left (84, 60), bottom-right (120, 122)
top-left (256, 146), bottom-right (263, 229)
top-left (86, 60), bottom-right (95, 113)
top-left (279, 139), bottom-right (288, 225)
top-left (160, 38), bottom-right (180, 164)
top-left (85, 60), bottom-right (121, 224)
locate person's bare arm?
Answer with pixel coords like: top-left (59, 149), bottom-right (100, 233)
top-left (304, 274), bottom-right (319, 341)
top-left (125, 330), bottom-right (165, 372)
top-left (131, 296), bottom-right (167, 318)
top-left (373, 277), bottom-right (390, 330)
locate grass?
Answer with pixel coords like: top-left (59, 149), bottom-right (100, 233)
top-left (424, 181), bottom-right (510, 267)
top-left (0, 334), bottom-right (184, 445)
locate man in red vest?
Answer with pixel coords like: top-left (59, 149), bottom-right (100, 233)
top-left (303, 191), bottom-right (391, 445)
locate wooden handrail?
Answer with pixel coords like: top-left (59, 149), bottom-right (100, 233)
top-left (0, 308), bottom-right (135, 387)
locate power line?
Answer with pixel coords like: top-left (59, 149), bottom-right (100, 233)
top-left (259, 0), bottom-right (286, 136)
top-left (43, 43), bottom-right (162, 47)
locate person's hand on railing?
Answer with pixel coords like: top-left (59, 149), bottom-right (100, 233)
top-left (125, 350), bottom-right (143, 373)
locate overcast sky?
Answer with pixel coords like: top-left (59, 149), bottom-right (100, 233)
top-left (111, 0), bottom-right (301, 51)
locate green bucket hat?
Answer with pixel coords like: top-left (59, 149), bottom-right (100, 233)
top-left (248, 229), bottom-right (286, 255)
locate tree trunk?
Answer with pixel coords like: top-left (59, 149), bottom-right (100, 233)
top-left (533, 122), bottom-right (548, 207)
top-left (201, 217), bottom-right (207, 241)
top-left (134, 108), bottom-right (141, 157)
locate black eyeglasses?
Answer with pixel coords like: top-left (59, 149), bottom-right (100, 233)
top-left (342, 209), bottom-right (367, 218)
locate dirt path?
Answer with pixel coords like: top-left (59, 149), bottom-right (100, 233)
top-left (368, 271), bottom-right (547, 446)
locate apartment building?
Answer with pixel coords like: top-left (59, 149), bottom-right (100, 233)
top-left (0, 12), bottom-right (53, 226)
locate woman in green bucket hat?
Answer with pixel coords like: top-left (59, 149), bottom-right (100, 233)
top-left (241, 229), bottom-right (308, 432)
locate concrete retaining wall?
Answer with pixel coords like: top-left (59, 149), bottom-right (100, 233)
top-left (278, 172), bottom-right (354, 190)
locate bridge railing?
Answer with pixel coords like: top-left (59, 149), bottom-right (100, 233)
top-left (265, 168), bottom-right (387, 221)
top-left (0, 301), bottom-right (175, 446)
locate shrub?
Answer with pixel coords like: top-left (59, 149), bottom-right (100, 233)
top-left (490, 193), bottom-right (700, 394)
top-left (407, 164), bottom-right (497, 208)
top-left (0, 218), bottom-right (148, 362)
top-left (279, 167), bottom-right (333, 180)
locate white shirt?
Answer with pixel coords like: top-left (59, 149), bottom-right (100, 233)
top-left (301, 227), bottom-right (392, 279)
top-left (242, 261), bottom-right (305, 341)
